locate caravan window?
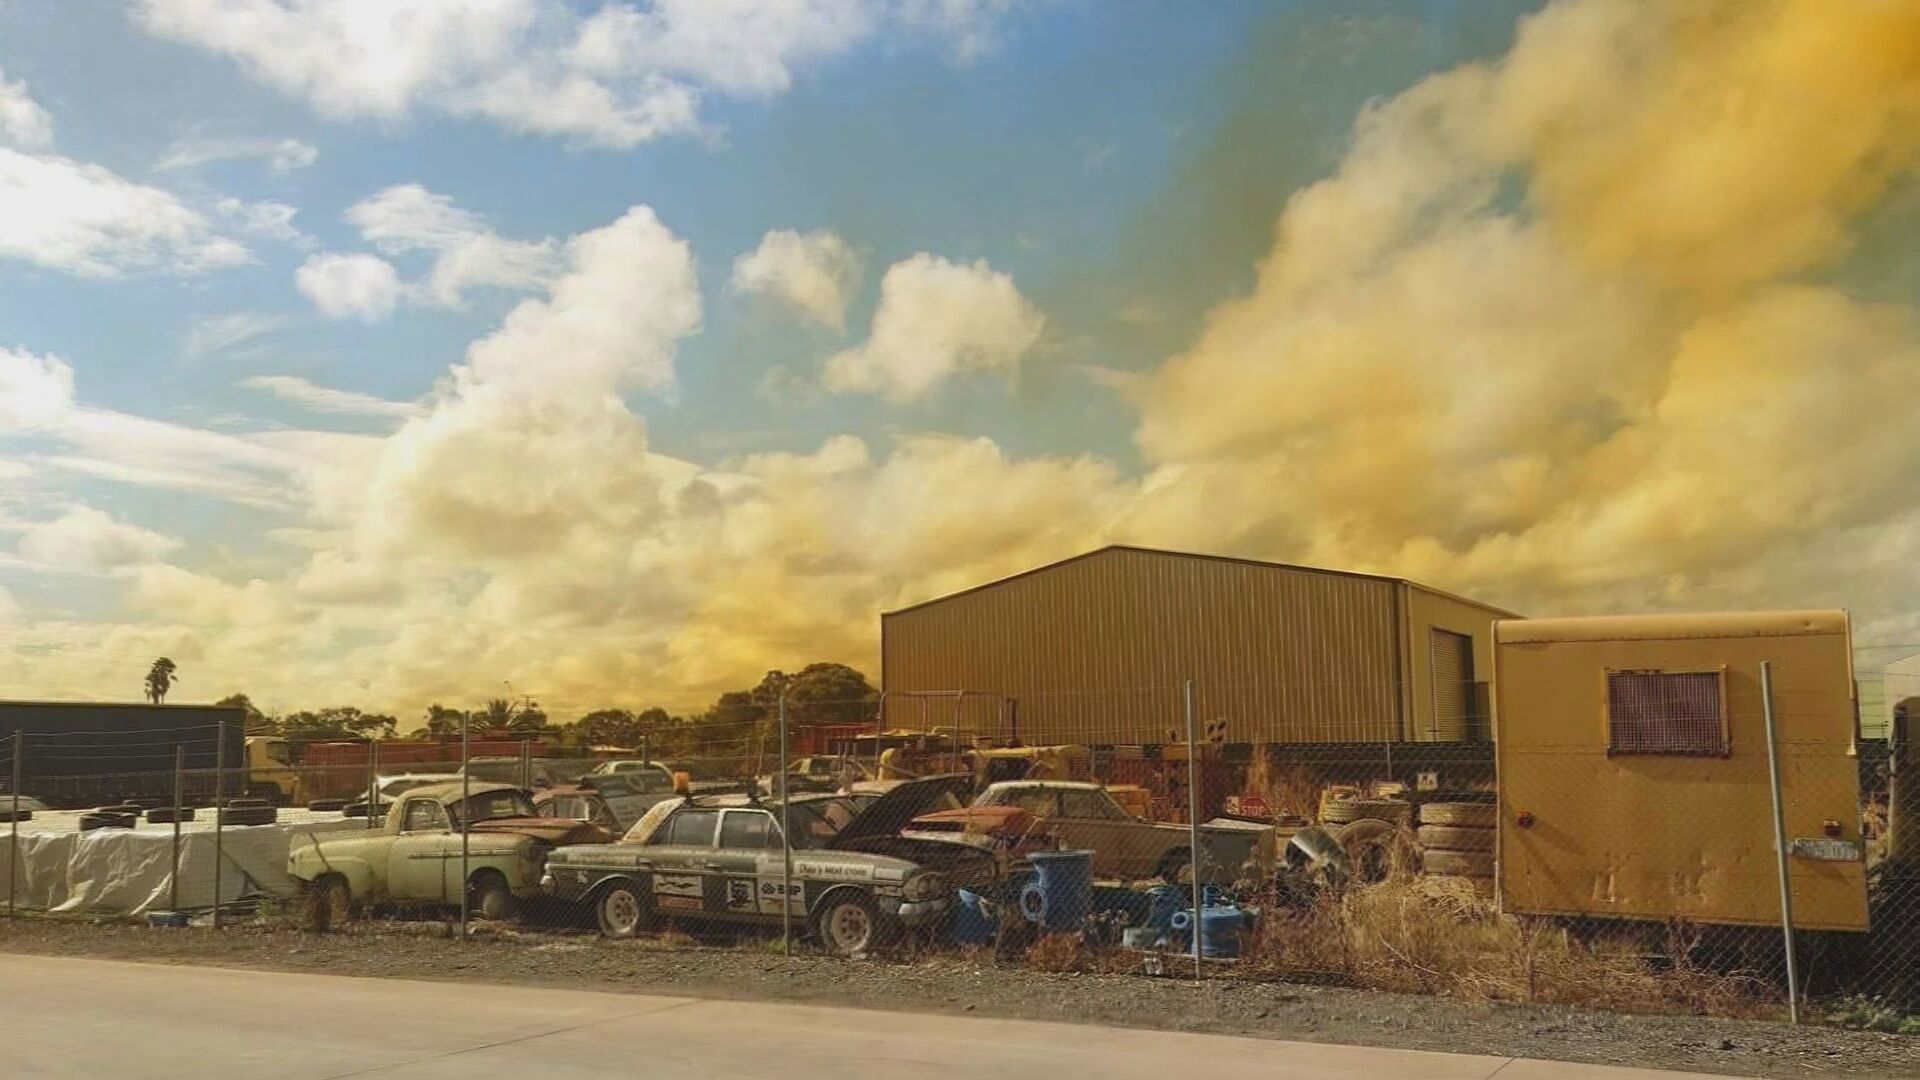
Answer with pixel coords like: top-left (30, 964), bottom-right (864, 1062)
top-left (1605, 670), bottom-right (1728, 756)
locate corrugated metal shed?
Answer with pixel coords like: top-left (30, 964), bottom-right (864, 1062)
top-left (880, 545), bottom-right (1516, 746)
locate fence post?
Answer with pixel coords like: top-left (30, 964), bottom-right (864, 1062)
top-left (8, 731), bottom-right (21, 921)
top-left (213, 718), bottom-right (225, 929)
top-left (459, 710), bottom-right (470, 942)
top-left (1760, 661), bottom-right (1801, 1023)
top-left (779, 696), bottom-right (793, 958)
top-left (169, 744), bottom-right (183, 912)
top-left (1184, 678), bottom-right (1202, 981)
top-left (365, 739), bottom-right (378, 831)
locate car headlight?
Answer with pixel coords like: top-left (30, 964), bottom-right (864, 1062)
top-left (901, 871), bottom-right (948, 902)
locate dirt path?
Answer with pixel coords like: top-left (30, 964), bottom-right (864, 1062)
top-left (2, 916), bottom-right (1914, 1079)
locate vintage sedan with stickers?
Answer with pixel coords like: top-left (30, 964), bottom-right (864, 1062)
top-left (540, 777), bottom-right (992, 955)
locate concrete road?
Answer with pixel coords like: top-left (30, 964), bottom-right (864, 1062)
top-left (0, 954), bottom-right (1746, 1080)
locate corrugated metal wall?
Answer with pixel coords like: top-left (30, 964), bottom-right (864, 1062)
top-left (881, 547), bottom-right (1405, 745)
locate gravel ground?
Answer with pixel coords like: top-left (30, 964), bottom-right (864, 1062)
top-left (2, 915), bottom-right (1915, 1079)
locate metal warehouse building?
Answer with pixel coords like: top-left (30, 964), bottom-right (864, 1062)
top-left (880, 545), bottom-right (1518, 747)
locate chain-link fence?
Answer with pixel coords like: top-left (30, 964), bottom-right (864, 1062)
top-left (2, 676), bottom-right (1915, 1030)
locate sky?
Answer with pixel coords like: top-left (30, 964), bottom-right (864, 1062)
top-left (1, 0), bottom-right (1918, 720)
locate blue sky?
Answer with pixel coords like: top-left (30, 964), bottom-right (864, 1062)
top-left (2, 1), bottom-right (1917, 716)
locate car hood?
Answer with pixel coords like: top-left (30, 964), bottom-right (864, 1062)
top-left (909, 806), bottom-right (1037, 837)
top-left (465, 817), bottom-right (612, 845)
top-left (827, 774), bottom-right (973, 849)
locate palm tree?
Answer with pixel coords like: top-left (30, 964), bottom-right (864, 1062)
top-left (144, 657), bottom-right (179, 704)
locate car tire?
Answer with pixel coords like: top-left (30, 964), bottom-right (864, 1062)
top-left (303, 876), bottom-right (352, 932)
top-left (1423, 849), bottom-right (1497, 878)
top-left (1417, 824), bottom-right (1495, 852)
top-left (1322, 798), bottom-right (1412, 826)
top-left (595, 881), bottom-right (649, 939)
top-left (306, 799), bottom-right (347, 813)
top-left (79, 811), bottom-right (135, 832)
top-left (144, 806), bottom-right (195, 824)
top-left (222, 805), bottom-right (277, 826)
top-left (1419, 802), bottom-right (1497, 828)
top-left (0, 809), bottom-right (31, 823)
top-left (813, 892), bottom-right (880, 957)
top-left (470, 875), bottom-right (516, 922)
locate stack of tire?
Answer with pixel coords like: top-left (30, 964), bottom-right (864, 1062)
top-left (1416, 801), bottom-right (1496, 887)
top-left (1320, 797), bottom-right (1413, 827)
top-left (220, 797), bottom-right (278, 826)
top-left (1322, 797), bottom-right (1414, 883)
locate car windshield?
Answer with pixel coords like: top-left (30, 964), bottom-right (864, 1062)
top-left (449, 790), bottom-right (537, 826)
top-left (781, 802), bottom-right (841, 849)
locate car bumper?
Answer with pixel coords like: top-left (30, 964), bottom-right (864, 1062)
top-left (887, 896), bottom-right (950, 927)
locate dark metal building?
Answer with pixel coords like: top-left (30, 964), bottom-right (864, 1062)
top-left (880, 545), bottom-right (1517, 747)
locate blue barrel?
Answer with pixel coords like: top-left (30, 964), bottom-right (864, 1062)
top-left (1169, 901), bottom-right (1247, 959)
top-left (952, 888), bottom-right (994, 946)
top-left (1019, 849), bottom-right (1094, 931)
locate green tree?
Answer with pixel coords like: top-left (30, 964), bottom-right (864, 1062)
top-left (215, 693), bottom-right (271, 732)
top-left (411, 703), bottom-right (463, 739)
top-left (573, 708), bottom-right (640, 747)
top-left (144, 657), bottom-right (178, 704)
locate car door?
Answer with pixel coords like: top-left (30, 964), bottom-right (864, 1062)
top-left (644, 807), bottom-right (720, 916)
top-left (1059, 789), bottom-right (1148, 879)
top-left (716, 809), bottom-right (779, 921)
top-left (388, 798), bottom-right (452, 901)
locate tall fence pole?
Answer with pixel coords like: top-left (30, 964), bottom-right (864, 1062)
top-left (169, 745), bottom-right (183, 912)
top-left (779, 696), bottom-right (793, 958)
top-left (1183, 678), bottom-right (1203, 981)
top-left (213, 718), bottom-right (225, 929)
top-left (8, 731), bottom-right (21, 922)
top-left (1760, 661), bottom-right (1801, 1023)
top-left (459, 710), bottom-right (471, 942)
top-left (365, 739), bottom-right (378, 831)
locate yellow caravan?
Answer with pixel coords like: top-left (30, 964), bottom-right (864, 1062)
top-left (1494, 610), bottom-right (1868, 932)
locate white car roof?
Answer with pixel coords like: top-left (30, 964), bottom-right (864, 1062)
top-left (982, 780), bottom-right (1104, 793)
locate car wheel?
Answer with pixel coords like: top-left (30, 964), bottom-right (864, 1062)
top-left (595, 882), bottom-right (648, 939)
top-left (470, 875), bottom-right (516, 922)
top-left (814, 893), bottom-right (880, 957)
top-left (304, 876), bottom-right (351, 932)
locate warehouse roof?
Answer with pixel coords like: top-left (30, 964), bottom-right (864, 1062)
top-left (883, 544), bottom-right (1519, 618)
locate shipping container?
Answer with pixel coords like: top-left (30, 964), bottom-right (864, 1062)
top-left (0, 700), bottom-right (247, 808)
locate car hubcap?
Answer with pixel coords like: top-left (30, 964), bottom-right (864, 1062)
top-left (829, 904), bottom-right (871, 952)
top-left (606, 891), bottom-right (640, 932)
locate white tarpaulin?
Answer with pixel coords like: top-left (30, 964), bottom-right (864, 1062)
top-left (0, 815), bottom-right (364, 914)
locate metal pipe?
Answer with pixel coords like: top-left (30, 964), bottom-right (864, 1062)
top-left (1183, 678), bottom-right (1203, 981)
top-left (779, 696), bottom-right (793, 958)
top-left (213, 718), bottom-right (225, 929)
top-left (8, 731), bottom-right (21, 921)
top-left (460, 710), bottom-right (471, 942)
top-left (1760, 661), bottom-right (1800, 1023)
top-left (365, 740), bottom-right (378, 831)
top-left (169, 744), bottom-right (183, 912)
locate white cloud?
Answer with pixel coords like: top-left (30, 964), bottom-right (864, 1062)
top-left (156, 135), bottom-right (318, 173)
top-left (0, 66), bottom-right (53, 150)
top-left (0, 347), bottom-right (76, 431)
top-left (0, 147), bottom-right (249, 277)
top-left (242, 375), bottom-right (422, 420)
top-left (17, 506), bottom-right (181, 572)
top-left (824, 253), bottom-right (1044, 401)
top-left (216, 197), bottom-right (306, 245)
top-left (345, 184), bottom-right (558, 307)
top-left (732, 228), bottom-right (860, 330)
top-left (185, 312), bottom-right (284, 357)
top-left (130, 0), bottom-right (1023, 149)
top-left (296, 252), bottom-right (403, 321)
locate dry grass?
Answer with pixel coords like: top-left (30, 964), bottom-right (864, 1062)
top-left (1242, 878), bottom-right (1780, 1020)
top-left (1242, 748), bottom-right (1324, 821)
top-left (1024, 931), bottom-right (1089, 973)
